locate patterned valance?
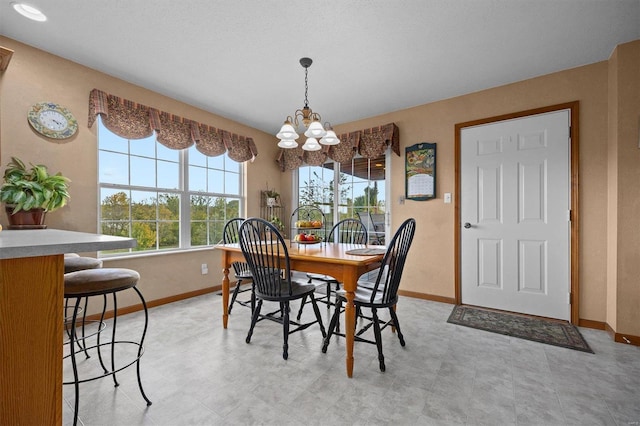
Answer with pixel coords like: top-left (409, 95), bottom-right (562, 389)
top-left (222, 131), bottom-right (259, 163)
top-left (88, 89), bottom-right (153, 139)
top-left (276, 122), bottom-right (399, 171)
top-left (193, 124), bottom-right (226, 157)
top-left (276, 147), bottom-right (304, 171)
top-left (88, 89), bottom-right (257, 162)
top-left (357, 123), bottom-right (400, 159)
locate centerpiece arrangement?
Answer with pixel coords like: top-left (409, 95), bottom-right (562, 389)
top-left (0, 157), bottom-right (70, 228)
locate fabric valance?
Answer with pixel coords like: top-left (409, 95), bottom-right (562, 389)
top-left (88, 89), bottom-right (257, 162)
top-left (276, 122), bottom-right (399, 171)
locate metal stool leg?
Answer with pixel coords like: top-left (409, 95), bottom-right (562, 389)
top-left (70, 297), bottom-right (82, 426)
top-left (110, 293), bottom-right (119, 387)
top-left (96, 294), bottom-right (109, 373)
top-left (132, 286), bottom-right (152, 406)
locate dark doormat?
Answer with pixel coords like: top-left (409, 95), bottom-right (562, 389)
top-left (447, 305), bottom-right (593, 353)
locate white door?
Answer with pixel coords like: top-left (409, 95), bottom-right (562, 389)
top-left (460, 110), bottom-right (571, 320)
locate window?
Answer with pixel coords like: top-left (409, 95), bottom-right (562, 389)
top-left (297, 154), bottom-right (386, 243)
top-left (98, 117), bottom-right (242, 256)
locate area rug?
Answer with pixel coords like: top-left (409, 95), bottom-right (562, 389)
top-left (447, 305), bottom-right (593, 353)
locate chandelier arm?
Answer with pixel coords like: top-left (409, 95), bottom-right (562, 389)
top-left (293, 109), bottom-right (306, 128)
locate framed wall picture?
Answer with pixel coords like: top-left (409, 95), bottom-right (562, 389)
top-left (405, 142), bottom-right (436, 201)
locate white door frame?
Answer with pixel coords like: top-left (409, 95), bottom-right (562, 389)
top-left (454, 102), bottom-right (580, 324)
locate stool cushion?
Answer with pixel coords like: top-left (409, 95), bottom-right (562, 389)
top-left (64, 256), bottom-right (103, 273)
top-left (64, 268), bottom-right (140, 297)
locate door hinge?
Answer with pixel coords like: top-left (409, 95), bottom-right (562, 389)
top-left (567, 210), bottom-right (572, 222)
top-left (568, 292), bottom-right (572, 305)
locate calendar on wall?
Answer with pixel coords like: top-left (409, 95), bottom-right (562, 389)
top-left (405, 142), bottom-right (436, 201)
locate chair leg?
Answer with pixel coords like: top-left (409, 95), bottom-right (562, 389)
top-left (371, 308), bottom-right (385, 372)
top-left (309, 294), bottom-right (326, 337)
top-left (322, 299), bottom-right (342, 353)
top-left (388, 307), bottom-right (405, 346)
top-left (246, 300), bottom-right (262, 343)
top-left (325, 282), bottom-right (332, 306)
top-left (250, 283), bottom-right (256, 314)
top-left (282, 302), bottom-right (290, 360)
top-left (228, 279), bottom-right (243, 314)
top-left (296, 294), bottom-right (307, 321)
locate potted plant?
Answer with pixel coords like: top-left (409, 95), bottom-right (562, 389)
top-left (270, 215), bottom-right (284, 231)
top-left (0, 157), bottom-right (70, 228)
top-left (264, 188), bottom-right (280, 207)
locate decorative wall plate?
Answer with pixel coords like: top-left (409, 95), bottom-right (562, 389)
top-left (27, 102), bottom-right (78, 139)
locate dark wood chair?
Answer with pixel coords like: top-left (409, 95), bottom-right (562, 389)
top-left (239, 218), bottom-right (326, 360)
top-left (322, 218), bottom-right (416, 372)
top-left (223, 218), bottom-right (255, 314)
top-left (297, 218), bottom-right (368, 320)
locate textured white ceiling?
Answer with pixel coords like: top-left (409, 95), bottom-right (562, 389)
top-left (1, 0), bottom-right (639, 135)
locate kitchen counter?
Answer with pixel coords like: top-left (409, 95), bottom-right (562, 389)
top-left (0, 229), bottom-right (135, 425)
top-left (0, 228), bottom-right (135, 259)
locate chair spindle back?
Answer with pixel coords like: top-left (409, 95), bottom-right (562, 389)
top-left (239, 218), bottom-right (292, 298)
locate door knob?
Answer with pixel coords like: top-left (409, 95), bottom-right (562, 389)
top-left (464, 222), bottom-right (472, 229)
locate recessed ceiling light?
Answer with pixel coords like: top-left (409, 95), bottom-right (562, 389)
top-left (11, 3), bottom-right (47, 22)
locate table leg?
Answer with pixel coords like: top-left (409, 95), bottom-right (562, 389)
top-left (222, 266), bottom-right (230, 329)
top-left (344, 289), bottom-right (355, 377)
top-left (343, 267), bottom-right (357, 378)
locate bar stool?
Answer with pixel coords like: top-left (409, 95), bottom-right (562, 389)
top-left (63, 254), bottom-right (103, 352)
top-left (64, 268), bottom-right (152, 425)
top-left (64, 254), bottom-right (103, 273)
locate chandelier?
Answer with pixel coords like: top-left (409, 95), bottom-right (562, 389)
top-left (276, 57), bottom-right (340, 151)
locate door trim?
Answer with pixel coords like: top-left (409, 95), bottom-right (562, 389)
top-left (454, 101), bottom-right (580, 324)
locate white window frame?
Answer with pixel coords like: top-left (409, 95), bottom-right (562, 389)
top-left (293, 153), bottom-right (390, 238)
top-left (97, 118), bottom-right (244, 257)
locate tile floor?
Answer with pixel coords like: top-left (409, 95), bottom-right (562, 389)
top-left (63, 288), bottom-right (640, 425)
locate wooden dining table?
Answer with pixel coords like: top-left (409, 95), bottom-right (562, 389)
top-left (216, 241), bottom-right (384, 377)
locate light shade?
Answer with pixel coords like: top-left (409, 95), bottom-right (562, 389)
top-left (277, 139), bottom-right (298, 149)
top-left (304, 120), bottom-right (327, 138)
top-left (276, 122), bottom-right (299, 140)
top-left (302, 137), bottom-right (321, 151)
top-left (320, 130), bottom-right (340, 145)
top-left (12, 3), bottom-right (47, 21)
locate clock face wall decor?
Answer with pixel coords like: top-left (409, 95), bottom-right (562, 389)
top-left (27, 102), bottom-right (78, 139)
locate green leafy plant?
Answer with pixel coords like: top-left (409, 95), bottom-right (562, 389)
top-left (264, 189), bottom-right (279, 199)
top-left (270, 215), bottom-right (284, 231)
top-left (0, 157), bottom-right (70, 213)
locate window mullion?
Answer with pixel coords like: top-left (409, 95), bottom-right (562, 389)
top-left (333, 161), bottom-right (339, 224)
top-left (180, 149), bottom-right (191, 248)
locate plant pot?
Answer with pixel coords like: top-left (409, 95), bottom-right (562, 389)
top-left (4, 205), bottom-right (47, 229)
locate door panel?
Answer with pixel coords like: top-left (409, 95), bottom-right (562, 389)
top-left (461, 110), bottom-right (570, 320)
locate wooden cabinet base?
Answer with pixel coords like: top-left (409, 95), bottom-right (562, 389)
top-left (0, 255), bottom-right (63, 425)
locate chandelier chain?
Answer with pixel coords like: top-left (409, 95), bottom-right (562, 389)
top-left (304, 67), bottom-right (309, 108)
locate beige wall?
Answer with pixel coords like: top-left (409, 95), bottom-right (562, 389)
top-left (0, 36), bottom-right (281, 310)
top-left (325, 61), bottom-right (610, 324)
top-left (608, 40), bottom-right (640, 338)
top-left (1, 35), bottom-right (638, 337)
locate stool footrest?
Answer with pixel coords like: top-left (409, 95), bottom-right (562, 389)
top-left (63, 341), bottom-right (145, 385)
